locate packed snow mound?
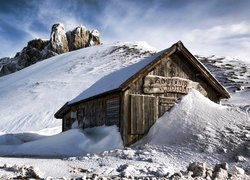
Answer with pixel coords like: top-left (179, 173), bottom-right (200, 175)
top-left (139, 90), bottom-right (249, 154)
top-left (0, 42), bottom-right (155, 133)
top-left (0, 125), bottom-right (123, 157)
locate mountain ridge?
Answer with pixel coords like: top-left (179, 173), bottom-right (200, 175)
top-left (0, 23), bottom-right (100, 77)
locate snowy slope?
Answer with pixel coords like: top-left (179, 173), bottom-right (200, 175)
top-left (0, 42), bottom-right (155, 133)
top-left (197, 55), bottom-right (250, 107)
top-left (196, 55), bottom-right (250, 92)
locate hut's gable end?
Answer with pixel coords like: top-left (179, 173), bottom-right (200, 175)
top-left (126, 52), bottom-right (222, 102)
top-left (168, 52), bottom-right (222, 102)
top-left (121, 51), bottom-right (224, 145)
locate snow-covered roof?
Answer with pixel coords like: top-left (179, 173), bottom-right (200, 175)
top-left (69, 49), bottom-right (167, 104)
top-left (68, 41), bottom-right (230, 105)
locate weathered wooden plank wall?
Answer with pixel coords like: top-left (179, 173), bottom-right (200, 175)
top-left (64, 94), bottom-right (121, 130)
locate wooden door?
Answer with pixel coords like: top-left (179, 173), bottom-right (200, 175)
top-left (130, 94), bottom-right (157, 135)
top-left (158, 97), bottom-right (176, 117)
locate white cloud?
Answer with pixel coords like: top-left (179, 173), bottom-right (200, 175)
top-left (97, 0), bottom-right (250, 62)
top-left (21, 22), bottom-right (48, 40)
top-left (36, 0), bottom-right (90, 32)
top-left (180, 21), bottom-right (250, 61)
top-left (19, 0), bottom-right (87, 42)
top-left (185, 21), bottom-right (250, 42)
top-left (98, 1), bottom-right (171, 47)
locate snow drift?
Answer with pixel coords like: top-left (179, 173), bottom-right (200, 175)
top-left (138, 90), bottom-right (249, 155)
top-left (0, 125), bottom-right (123, 157)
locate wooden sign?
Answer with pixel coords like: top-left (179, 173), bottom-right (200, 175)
top-left (143, 75), bottom-right (207, 95)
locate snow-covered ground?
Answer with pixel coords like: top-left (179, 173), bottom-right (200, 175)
top-left (197, 55), bottom-right (250, 106)
top-left (0, 90), bottom-right (249, 179)
top-left (0, 42), bottom-right (249, 179)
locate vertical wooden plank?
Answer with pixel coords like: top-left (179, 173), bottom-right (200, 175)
top-left (123, 90), bottom-right (131, 145)
top-left (132, 95), bottom-right (137, 134)
top-left (142, 95), bottom-right (145, 133)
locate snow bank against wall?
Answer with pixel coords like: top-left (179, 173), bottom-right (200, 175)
top-left (0, 125), bottom-right (123, 157)
top-left (138, 90), bottom-right (249, 154)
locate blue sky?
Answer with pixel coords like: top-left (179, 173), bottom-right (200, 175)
top-left (0, 0), bottom-right (250, 61)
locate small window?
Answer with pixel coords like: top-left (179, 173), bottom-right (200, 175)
top-left (106, 97), bottom-right (120, 126)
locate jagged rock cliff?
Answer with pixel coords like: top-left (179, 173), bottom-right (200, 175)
top-left (50, 23), bottom-right (69, 54)
top-left (0, 23), bottom-right (100, 77)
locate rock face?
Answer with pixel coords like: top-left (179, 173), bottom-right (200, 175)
top-left (66, 25), bottom-right (100, 51)
top-left (50, 23), bottom-right (69, 54)
top-left (187, 162), bottom-right (207, 178)
top-left (0, 57), bottom-right (13, 76)
top-left (0, 23), bottom-right (101, 77)
top-left (67, 25), bottom-right (88, 51)
top-left (15, 39), bottom-right (49, 67)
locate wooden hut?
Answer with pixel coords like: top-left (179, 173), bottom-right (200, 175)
top-left (55, 41), bottom-right (230, 146)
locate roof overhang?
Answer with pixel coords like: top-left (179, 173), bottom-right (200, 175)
top-left (54, 102), bottom-right (71, 119)
top-left (68, 88), bottom-right (121, 106)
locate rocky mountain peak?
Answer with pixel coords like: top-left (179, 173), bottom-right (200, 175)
top-left (0, 23), bottom-right (101, 77)
top-left (66, 25), bottom-right (100, 51)
top-left (50, 23), bottom-right (69, 54)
